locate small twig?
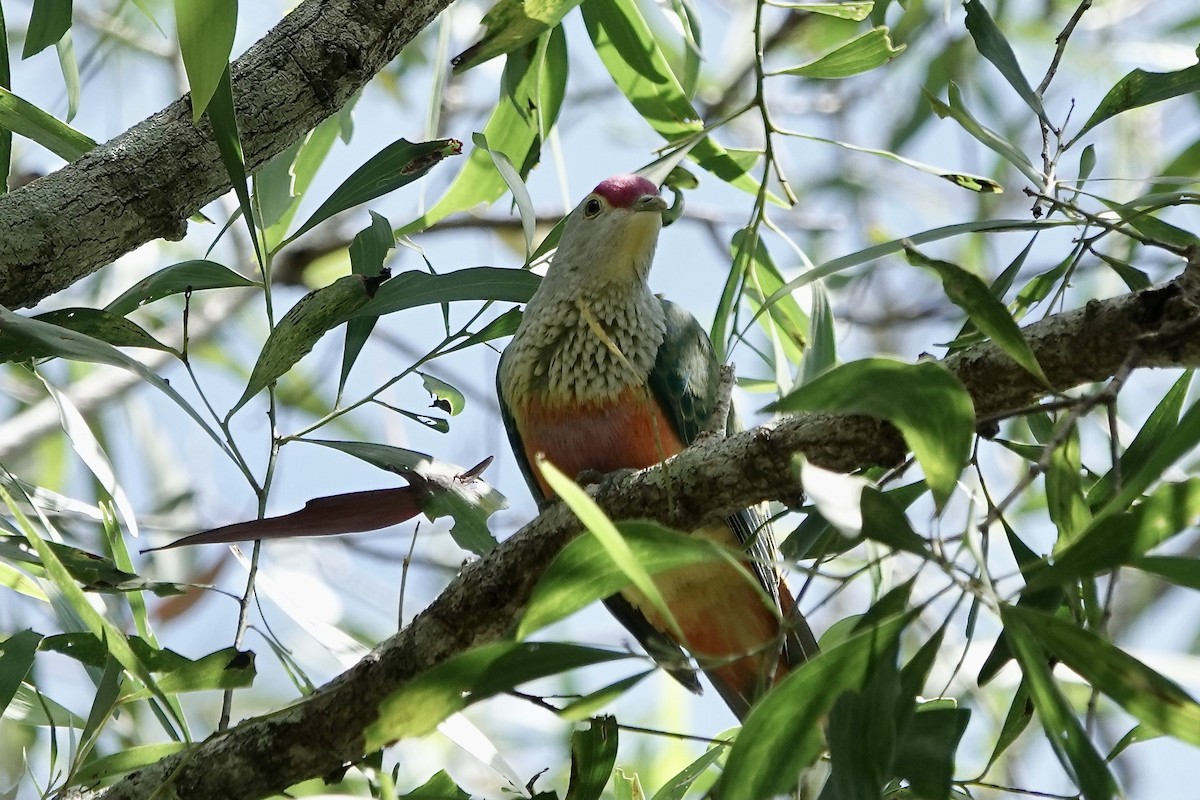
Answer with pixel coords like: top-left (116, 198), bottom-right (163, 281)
top-left (701, 364), bottom-right (737, 439)
top-left (980, 345), bottom-right (1144, 531)
top-left (398, 522), bottom-right (422, 629)
top-left (1036, 0), bottom-right (1093, 96)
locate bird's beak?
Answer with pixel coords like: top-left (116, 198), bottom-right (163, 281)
top-left (632, 193), bottom-right (669, 214)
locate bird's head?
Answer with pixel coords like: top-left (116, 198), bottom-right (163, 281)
top-left (547, 175), bottom-right (668, 289)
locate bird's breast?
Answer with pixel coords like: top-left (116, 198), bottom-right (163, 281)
top-left (512, 386), bottom-right (686, 497)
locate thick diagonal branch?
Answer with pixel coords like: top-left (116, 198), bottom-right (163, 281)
top-left (79, 261), bottom-right (1200, 800)
top-left (0, 0), bottom-right (451, 309)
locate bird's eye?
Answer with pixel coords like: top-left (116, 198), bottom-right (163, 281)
top-left (584, 198), bottom-right (602, 217)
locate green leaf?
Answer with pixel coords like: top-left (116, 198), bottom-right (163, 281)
top-left (352, 267), bottom-right (540, 319)
top-left (0, 85), bottom-right (96, 161)
top-left (397, 772), bottom-right (471, 800)
top-left (0, 308), bottom-right (176, 361)
top-left (773, 26), bottom-right (903, 79)
top-left (926, 83), bottom-right (1041, 186)
top-left (473, 131), bottom-right (537, 260)
top-left (1001, 608), bottom-right (1120, 800)
top-left (538, 459), bottom-right (684, 640)
top-left (985, 679), bottom-right (1033, 770)
top-left (0, 483), bottom-right (183, 732)
top-left (799, 279), bottom-right (835, 385)
top-left (285, 138), bottom-right (462, 246)
top-left (22, 0), bottom-right (72, 58)
top-left (1044, 430), bottom-right (1091, 546)
top-left (232, 273), bottom-right (386, 414)
top-left (0, 538), bottom-right (184, 597)
top-left (0, 630), bottom-right (42, 716)
top-left (1073, 60), bottom-right (1200, 144)
top-left (518, 521), bottom-right (735, 638)
top-left (649, 740), bottom-right (727, 800)
top-left (174, 0), bottom-right (237, 120)
top-left (400, 32), bottom-right (565, 235)
top-left (436, 307), bottom-right (524, 358)
top-left (365, 642), bottom-right (631, 748)
top-left (1008, 605), bottom-right (1200, 747)
top-left (962, 0), bottom-right (1049, 125)
top-left (581, 0), bottom-right (763, 197)
top-left (55, 31), bottom-right (79, 123)
top-left (0, 5), bottom-right (10, 192)
top-left (1025, 478), bottom-right (1200, 593)
top-left (71, 744), bottom-right (189, 785)
top-left (717, 612), bottom-right (913, 800)
top-left (339, 211), bottom-right (395, 395)
top-left (0, 307), bottom-right (226, 452)
top-left (452, 0), bottom-right (584, 73)
top-left (260, 115), bottom-right (342, 250)
top-left (566, 716), bottom-right (618, 800)
top-left (906, 245), bottom-right (1046, 382)
top-left (736, 230), bottom-right (808, 368)
top-left (418, 372), bottom-right (465, 416)
top-left (770, 359), bottom-right (974, 508)
top-left (105, 259), bottom-right (258, 316)
top-left (559, 671), bottom-right (654, 721)
top-left (896, 705), bottom-right (970, 800)
top-left (765, 1), bottom-right (872, 20)
top-left (206, 66), bottom-right (263, 267)
top-left (1133, 555), bottom-right (1200, 591)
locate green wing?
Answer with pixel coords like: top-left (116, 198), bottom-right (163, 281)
top-left (647, 300), bottom-right (818, 677)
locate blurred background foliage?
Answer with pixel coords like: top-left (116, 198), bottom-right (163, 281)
top-left (1, 0), bottom-right (1200, 798)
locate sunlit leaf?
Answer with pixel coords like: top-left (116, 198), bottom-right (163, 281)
top-left (174, 0), bottom-right (237, 120)
top-left (419, 372), bottom-right (465, 416)
top-left (773, 26), bottom-right (903, 79)
top-left (400, 32), bottom-right (565, 234)
top-left (473, 131), bottom-right (537, 259)
top-left (72, 744), bottom-right (189, 785)
top-left (765, 1), bottom-right (872, 20)
top-left (452, 0), bottom-right (584, 73)
top-left (770, 359), bottom-right (974, 508)
top-left (581, 0), bottom-right (764, 197)
top-left (0, 86), bottom-right (96, 161)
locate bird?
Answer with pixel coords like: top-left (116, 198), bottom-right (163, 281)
top-left (497, 174), bottom-right (818, 720)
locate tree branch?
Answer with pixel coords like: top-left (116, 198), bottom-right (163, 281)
top-left (70, 254), bottom-right (1200, 800)
top-left (0, 0), bottom-right (452, 309)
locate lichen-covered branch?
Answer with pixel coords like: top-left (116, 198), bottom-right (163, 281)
top-left (0, 0), bottom-right (452, 308)
top-left (69, 258), bottom-right (1200, 800)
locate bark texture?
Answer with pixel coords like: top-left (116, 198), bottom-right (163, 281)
top-left (0, 0), bottom-right (452, 308)
top-left (71, 257), bottom-right (1200, 800)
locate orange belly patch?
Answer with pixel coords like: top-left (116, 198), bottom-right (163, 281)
top-left (513, 386), bottom-right (687, 497)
